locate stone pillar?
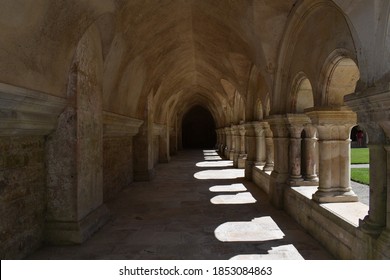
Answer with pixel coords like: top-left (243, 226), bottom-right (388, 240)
top-left (224, 126), bottom-right (233, 159)
top-left (376, 123), bottom-right (390, 258)
top-left (286, 114), bottom-right (311, 184)
top-left (263, 123), bottom-right (274, 171)
top-left (253, 122), bottom-right (266, 168)
top-left (345, 87), bottom-right (390, 258)
top-left (220, 128), bottom-right (226, 155)
top-left (346, 122), bottom-right (384, 235)
top-left (215, 128), bottom-right (221, 151)
top-left (169, 127), bottom-right (177, 156)
top-left (303, 124), bottom-right (319, 182)
top-left (158, 125), bottom-right (170, 163)
top-left (232, 125), bottom-right (240, 166)
top-left (244, 123), bottom-right (256, 179)
top-left (134, 93), bottom-right (155, 181)
top-left (238, 124), bottom-right (247, 168)
top-left (307, 109), bottom-right (358, 203)
top-left (45, 29), bottom-right (109, 244)
top-left (268, 115), bottom-right (289, 209)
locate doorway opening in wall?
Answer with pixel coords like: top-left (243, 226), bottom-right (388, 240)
top-left (182, 105), bottom-right (217, 149)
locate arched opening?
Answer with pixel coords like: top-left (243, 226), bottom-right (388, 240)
top-left (255, 99), bottom-right (263, 120)
top-left (325, 57), bottom-right (360, 106)
top-left (182, 105), bottom-right (217, 149)
top-left (295, 77), bottom-right (314, 113)
top-left (351, 125), bottom-right (367, 148)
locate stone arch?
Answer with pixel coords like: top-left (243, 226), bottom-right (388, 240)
top-left (321, 51), bottom-right (360, 106)
top-left (255, 99), bottom-right (264, 121)
top-left (273, 0), bottom-right (357, 114)
top-left (290, 72), bottom-right (314, 113)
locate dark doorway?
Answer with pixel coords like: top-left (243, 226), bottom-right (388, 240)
top-left (182, 106), bottom-right (217, 149)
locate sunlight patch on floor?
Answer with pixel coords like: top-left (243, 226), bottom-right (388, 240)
top-left (196, 160), bottom-right (233, 168)
top-left (214, 217), bottom-right (285, 242)
top-left (209, 183), bottom-right (247, 192)
top-left (210, 192), bottom-right (256, 204)
top-left (204, 155), bottom-right (223, 160)
top-left (230, 244), bottom-right (304, 260)
top-left (194, 169), bottom-right (244, 179)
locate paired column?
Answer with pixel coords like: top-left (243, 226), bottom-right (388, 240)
top-left (232, 125), bottom-right (240, 167)
top-left (268, 115), bottom-right (289, 208)
top-left (307, 109), bottom-right (358, 203)
top-left (244, 123), bottom-right (256, 179)
top-left (253, 122), bottom-right (267, 168)
top-left (263, 123), bottom-right (275, 171)
top-left (238, 124), bottom-right (247, 168)
top-left (303, 124), bottom-right (319, 182)
top-left (224, 126), bottom-right (233, 159)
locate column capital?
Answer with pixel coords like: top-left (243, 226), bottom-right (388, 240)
top-left (267, 115), bottom-right (289, 137)
top-left (238, 123), bottom-right (247, 136)
top-left (306, 108), bottom-right (357, 140)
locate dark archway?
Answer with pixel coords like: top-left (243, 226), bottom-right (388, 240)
top-left (182, 106), bottom-right (217, 149)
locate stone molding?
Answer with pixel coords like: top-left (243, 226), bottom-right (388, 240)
top-left (0, 82), bottom-right (67, 136)
top-left (103, 111), bottom-right (143, 137)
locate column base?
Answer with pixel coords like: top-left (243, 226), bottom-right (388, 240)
top-left (289, 177), bottom-right (304, 185)
top-left (263, 163), bottom-right (274, 171)
top-left (245, 160), bottom-right (254, 180)
top-left (233, 152), bottom-right (240, 167)
top-left (376, 229), bottom-right (390, 259)
top-left (269, 171), bottom-right (289, 209)
top-left (44, 204), bottom-right (110, 245)
top-left (312, 189), bottom-right (358, 203)
top-left (304, 175), bottom-right (319, 182)
top-left (359, 215), bottom-right (385, 237)
top-left (238, 153), bottom-right (247, 169)
top-left (229, 150), bottom-right (235, 161)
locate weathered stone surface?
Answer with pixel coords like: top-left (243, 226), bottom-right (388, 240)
top-left (0, 136), bottom-right (45, 259)
top-left (103, 137), bottom-right (134, 202)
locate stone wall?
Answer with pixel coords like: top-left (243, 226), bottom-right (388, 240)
top-left (252, 167), bottom-right (270, 194)
top-left (0, 136), bottom-right (46, 259)
top-left (284, 186), bottom-right (372, 259)
top-left (103, 137), bottom-right (133, 202)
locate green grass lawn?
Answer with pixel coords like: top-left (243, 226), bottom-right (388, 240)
top-left (351, 148), bottom-right (369, 164)
top-left (351, 168), bottom-right (369, 185)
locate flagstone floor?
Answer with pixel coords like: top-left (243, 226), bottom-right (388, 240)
top-left (28, 150), bottom-right (333, 260)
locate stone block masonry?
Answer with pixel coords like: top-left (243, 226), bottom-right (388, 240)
top-left (0, 136), bottom-right (46, 259)
top-left (103, 137), bottom-right (134, 202)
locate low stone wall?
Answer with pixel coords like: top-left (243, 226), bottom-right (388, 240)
top-left (0, 136), bottom-right (46, 259)
top-left (252, 167), bottom-right (270, 194)
top-left (284, 186), bottom-right (371, 259)
top-left (103, 137), bottom-right (134, 202)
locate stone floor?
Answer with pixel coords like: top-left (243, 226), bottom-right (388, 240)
top-left (28, 150), bottom-right (333, 260)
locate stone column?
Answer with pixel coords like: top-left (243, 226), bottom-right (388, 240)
top-left (263, 123), bottom-right (274, 171)
top-left (306, 109), bottom-right (358, 203)
top-left (244, 123), bottom-right (256, 179)
top-left (345, 87), bottom-right (390, 258)
top-left (253, 121), bottom-right (267, 168)
top-left (224, 126), bottom-right (232, 159)
top-left (220, 128), bottom-right (226, 156)
top-left (215, 128), bottom-right (221, 151)
top-left (158, 125), bottom-right (170, 163)
top-left (232, 125), bottom-right (240, 167)
top-left (286, 114), bottom-right (311, 184)
top-left (169, 127), bottom-right (177, 156)
top-left (303, 124), bottom-right (319, 182)
top-left (268, 115), bottom-right (289, 209)
top-left (238, 124), bottom-right (247, 168)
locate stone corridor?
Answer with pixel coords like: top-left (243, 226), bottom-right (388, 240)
top-left (28, 150), bottom-right (332, 260)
